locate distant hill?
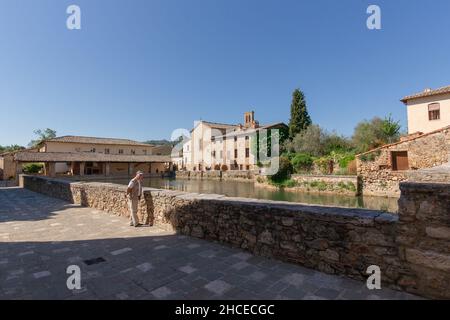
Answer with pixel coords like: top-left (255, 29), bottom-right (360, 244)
top-left (142, 139), bottom-right (174, 146)
top-left (142, 136), bottom-right (184, 146)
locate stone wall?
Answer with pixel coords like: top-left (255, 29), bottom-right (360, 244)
top-left (290, 174), bottom-right (359, 196)
top-left (357, 127), bottom-right (450, 197)
top-left (20, 174), bottom-right (450, 299)
top-left (396, 182), bottom-right (450, 298)
top-left (176, 170), bottom-right (257, 181)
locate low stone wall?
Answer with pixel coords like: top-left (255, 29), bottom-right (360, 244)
top-left (290, 174), bottom-right (359, 196)
top-left (176, 170), bottom-right (257, 181)
top-left (396, 182), bottom-right (450, 298)
top-left (20, 176), bottom-right (152, 224)
top-left (20, 174), bottom-right (450, 299)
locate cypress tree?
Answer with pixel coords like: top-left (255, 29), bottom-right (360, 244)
top-left (288, 89), bottom-right (311, 138)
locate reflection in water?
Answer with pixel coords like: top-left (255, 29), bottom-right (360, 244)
top-left (106, 177), bottom-right (398, 213)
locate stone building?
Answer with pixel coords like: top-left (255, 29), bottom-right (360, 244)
top-left (357, 126), bottom-right (450, 196)
top-left (0, 135), bottom-right (171, 183)
top-left (181, 111), bottom-right (287, 172)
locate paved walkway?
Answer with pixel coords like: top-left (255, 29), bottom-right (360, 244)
top-left (0, 188), bottom-right (420, 300)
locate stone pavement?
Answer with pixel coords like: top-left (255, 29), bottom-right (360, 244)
top-left (0, 187), bottom-right (420, 300)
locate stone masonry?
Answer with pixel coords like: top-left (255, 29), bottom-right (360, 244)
top-left (20, 175), bottom-right (450, 299)
top-left (357, 126), bottom-right (450, 197)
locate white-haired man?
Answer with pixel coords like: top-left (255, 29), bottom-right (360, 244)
top-left (126, 171), bottom-right (144, 227)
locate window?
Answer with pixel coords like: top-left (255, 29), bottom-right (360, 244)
top-left (212, 150), bottom-right (216, 158)
top-left (119, 149), bottom-right (124, 154)
top-left (198, 139), bottom-right (202, 151)
top-left (91, 148), bottom-right (96, 153)
top-left (131, 149), bottom-right (135, 155)
top-left (391, 151), bottom-right (409, 171)
top-left (234, 136), bottom-right (237, 142)
top-left (211, 136), bottom-right (215, 142)
top-left (143, 150), bottom-right (147, 155)
top-left (104, 148), bottom-right (110, 154)
top-left (245, 136), bottom-right (249, 140)
top-left (428, 103), bottom-right (440, 120)
top-left (234, 149), bottom-right (238, 158)
top-left (245, 148), bottom-right (250, 158)
top-left (220, 150), bottom-right (223, 159)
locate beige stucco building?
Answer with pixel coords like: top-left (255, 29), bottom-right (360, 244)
top-left (401, 85), bottom-right (450, 134)
top-left (0, 136), bottom-right (171, 182)
top-left (181, 111), bottom-right (287, 172)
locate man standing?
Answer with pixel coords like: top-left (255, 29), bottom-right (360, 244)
top-left (126, 171), bottom-right (144, 227)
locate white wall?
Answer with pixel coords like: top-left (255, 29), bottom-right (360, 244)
top-left (407, 93), bottom-right (450, 134)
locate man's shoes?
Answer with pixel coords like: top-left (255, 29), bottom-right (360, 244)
top-left (129, 222), bottom-right (134, 226)
top-left (134, 223), bottom-right (142, 228)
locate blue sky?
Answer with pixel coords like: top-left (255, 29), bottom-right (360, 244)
top-left (1, 0), bottom-right (449, 146)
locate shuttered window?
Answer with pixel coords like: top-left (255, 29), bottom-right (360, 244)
top-left (428, 103), bottom-right (440, 121)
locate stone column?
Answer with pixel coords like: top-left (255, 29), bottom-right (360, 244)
top-left (79, 162), bottom-right (85, 176)
top-left (128, 163), bottom-right (133, 176)
top-left (70, 162), bottom-right (76, 176)
top-left (46, 162), bottom-right (56, 177)
top-left (104, 162), bottom-right (111, 176)
top-left (15, 162), bottom-right (22, 185)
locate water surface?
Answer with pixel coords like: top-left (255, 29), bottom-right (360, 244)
top-left (104, 177), bottom-right (398, 213)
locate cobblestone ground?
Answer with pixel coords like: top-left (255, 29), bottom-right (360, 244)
top-left (0, 187), bottom-right (420, 300)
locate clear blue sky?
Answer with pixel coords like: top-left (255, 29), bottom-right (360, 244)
top-left (1, 0), bottom-right (449, 146)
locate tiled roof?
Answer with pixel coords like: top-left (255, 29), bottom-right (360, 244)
top-left (200, 121), bottom-right (238, 129)
top-left (14, 152), bottom-right (170, 163)
top-left (43, 136), bottom-right (152, 147)
top-left (401, 85), bottom-right (450, 103)
top-left (356, 125), bottom-right (450, 156)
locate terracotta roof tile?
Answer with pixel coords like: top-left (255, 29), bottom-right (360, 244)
top-left (401, 85), bottom-right (450, 103)
top-left (44, 136), bottom-right (152, 147)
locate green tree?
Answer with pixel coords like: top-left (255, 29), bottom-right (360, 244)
top-left (284, 125), bottom-right (353, 157)
top-left (0, 144), bottom-right (25, 154)
top-left (381, 114), bottom-right (401, 143)
top-left (28, 128), bottom-right (57, 148)
top-left (291, 153), bottom-right (314, 173)
top-left (284, 124), bottom-right (325, 157)
top-left (288, 89), bottom-right (311, 138)
top-left (352, 115), bottom-right (401, 154)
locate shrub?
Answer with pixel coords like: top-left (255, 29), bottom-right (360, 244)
top-left (338, 154), bottom-right (355, 169)
top-left (283, 179), bottom-right (297, 188)
top-left (22, 163), bottom-right (43, 174)
top-left (291, 153), bottom-right (313, 173)
top-left (268, 156), bottom-right (293, 183)
top-left (313, 156), bottom-right (333, 175)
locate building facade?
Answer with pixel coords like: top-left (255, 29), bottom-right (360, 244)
top-left (401, 85), bottom-right (450, 134)
top-left (357, 85), bottom-right (450, 196)
top-left (0, 136), bottom-right (171, 182)
top-left (181, 111), bottom-right (287, 172)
